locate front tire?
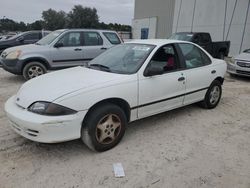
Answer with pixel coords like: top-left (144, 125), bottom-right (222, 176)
top-left (23, 62), bottom-right (47, 80)
top-left (200, 80), bottom-right (222, 109)
top-left (81, 103), bottom-right (127, 152)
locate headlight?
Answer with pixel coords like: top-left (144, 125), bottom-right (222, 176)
top-left (28, 101), bottom-right (77, 116)
top-left (5, 50), bottom-right (22, 59)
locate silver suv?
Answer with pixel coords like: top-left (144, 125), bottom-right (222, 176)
top-left (0, 29), bottom-right (122, 80)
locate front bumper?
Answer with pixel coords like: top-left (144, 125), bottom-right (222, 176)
top-left (227, 62), bottom-right (250, 77)
top-left (0, 57), bottom-right (24, 75)
top-left (5, 96), bottom-right (87, 143)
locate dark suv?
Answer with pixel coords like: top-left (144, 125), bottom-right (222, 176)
top-left (0, 30), bottom-right (50, 54)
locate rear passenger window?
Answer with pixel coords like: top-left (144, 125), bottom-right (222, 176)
top-left (103, 32), bottom-right (121, 45)
top-left (179, 43), bottom-right (211, 69)
top-left (83, 32), bottom-right (103, 46)
top-left (201, 34), bottom-right (210, 44)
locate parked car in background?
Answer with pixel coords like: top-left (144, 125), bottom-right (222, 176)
top-left (0, 30), bottom-right (50, 54)
top-left (227, 48), bottom-right (250, 77)
top-left (5, 39), bottom-right (226, 151)
top-left (170, 32), bottom-right (230, 59)
top-left (0, 34), bottom-right (16, 41)
top-left (0, 29), bottom-right (122, 80)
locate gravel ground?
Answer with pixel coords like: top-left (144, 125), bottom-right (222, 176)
top-left (0, 69), bottom-right (250, 188)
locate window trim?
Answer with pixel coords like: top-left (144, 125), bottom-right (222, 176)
top-left (143, 43), bottom-right (183, 77)
top-left (103, 32), bottom-right (121, 45)
top-left (83, 31), bottom-right (103, 46)
top-left (177, 43), bottom-right (212, 70)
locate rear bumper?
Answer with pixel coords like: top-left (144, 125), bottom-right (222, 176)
top-left (0, 57), bottom-right (24, 75)
top-left (227, 62), bottom-right (250, 77)
top-left (5, 96), bottom-right (87, 143)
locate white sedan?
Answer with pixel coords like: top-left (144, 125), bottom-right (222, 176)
top-left (227, 48), bottom-right (250, 77)
top-left (5, 40), bottom-right (227, 151)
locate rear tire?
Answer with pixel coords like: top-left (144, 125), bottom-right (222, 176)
top-left (199, 80), bottom-right (222, 109)
top-left (81, 103), bottom-right (127, 152)
top-left (23, 62), bottom-right (47, 80)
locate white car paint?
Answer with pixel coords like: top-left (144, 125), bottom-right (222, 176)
top-left (5, 39), bottom-right (227, 143)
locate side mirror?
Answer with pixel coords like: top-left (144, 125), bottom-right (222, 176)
top-left (17, 36), bottom-right (24, 43)
top-left (54, 42), bottom-right (64, 48)
top-left (144, 66), bottom-right (164, 77)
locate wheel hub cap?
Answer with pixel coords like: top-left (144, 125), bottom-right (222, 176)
top-left (209, 86), bottom-right (220, 105)
top-left (95, 114), bottom-right (122, 145)
top-left (28, 66), bottom-right (44, 78)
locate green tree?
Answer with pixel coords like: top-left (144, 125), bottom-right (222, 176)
top-left (42, 9), bottom-right (66, 30)
top-left (27, 20), bottom-right (44, 30)
top-left (67, 5), bottom-right (99, 28)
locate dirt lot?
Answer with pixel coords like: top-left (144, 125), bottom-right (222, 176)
top-left (0, 68), bottom-right (249, 188)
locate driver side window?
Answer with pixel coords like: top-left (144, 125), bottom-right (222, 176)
top-left (57, 32), bottom-right (82, 47)
top-left (147, 44), bottom-right (179, 73)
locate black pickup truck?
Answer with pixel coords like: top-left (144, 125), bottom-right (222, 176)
top-left (170, 32), bottom-right (230, 59)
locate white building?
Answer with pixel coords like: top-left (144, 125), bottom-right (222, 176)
top-left (132, 0), bottom-right (250, 56)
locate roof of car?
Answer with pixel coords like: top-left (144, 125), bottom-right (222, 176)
top-left (126, 39), bottom-right (191, 46)
top-left (60, 29), bottom-right (118, 33)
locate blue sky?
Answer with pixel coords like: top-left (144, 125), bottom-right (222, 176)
top-left (0, 0), bottom-right (134, 25)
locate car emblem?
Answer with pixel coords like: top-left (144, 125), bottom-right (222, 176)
top-left (17, 98), bottom-right (20, 101)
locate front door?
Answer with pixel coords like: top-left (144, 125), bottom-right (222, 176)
top-left (138, 44), bottom-right (186, 118)
top-left (51, 31), bottom-right (84, 68)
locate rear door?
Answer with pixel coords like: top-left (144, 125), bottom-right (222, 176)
top-left (51, 31), bottom-right (84, 67)
top-left (177, 43), bottom-right (216, 105)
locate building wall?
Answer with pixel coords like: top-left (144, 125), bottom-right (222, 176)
top-left (172, 0), bottom-right (250, 55)
top-left (133, 0), bottom-right (175, 38)
top-left (133, 0), bottom-right (250, 56)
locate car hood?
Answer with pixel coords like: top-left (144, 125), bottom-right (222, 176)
top-left (235, 53), bottom-right (250, 62)
top-left (15, 67), bottom-right (129, 109)
top-left (3, 44), bottom-right (47, 54)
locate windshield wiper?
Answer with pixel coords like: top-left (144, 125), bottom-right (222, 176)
top-left (88, 64), bottom-right (111, 72)
top-left (35, 42), bottom-right (41, 45)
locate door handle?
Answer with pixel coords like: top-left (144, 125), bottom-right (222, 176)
top-left (74, 48), bottom-right (82, 51)
top-left (211, 70), bottom-right (216, 74)
top-left (101, 47), bottom-right (107, 50)
top-left (178, 77), bottom-right (185, 82)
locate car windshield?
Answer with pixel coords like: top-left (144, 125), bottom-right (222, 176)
top-left (8, 32), bottom-right (25, 40)
top-left (88, 43), bottom-right (155, 74)
top-left (36, 30), bottom-right (64, 45)
top-left (169, 33), bottom-right (193, 41)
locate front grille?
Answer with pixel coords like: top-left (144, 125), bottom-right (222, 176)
top-left (26, 129), bottom-right (39, 137)
top-left (237, 61), bottom-right (250, 68)
top-left (236, 70), bottom-right (250, 75)
top-left (10, 120), bottom-right (39, 137)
